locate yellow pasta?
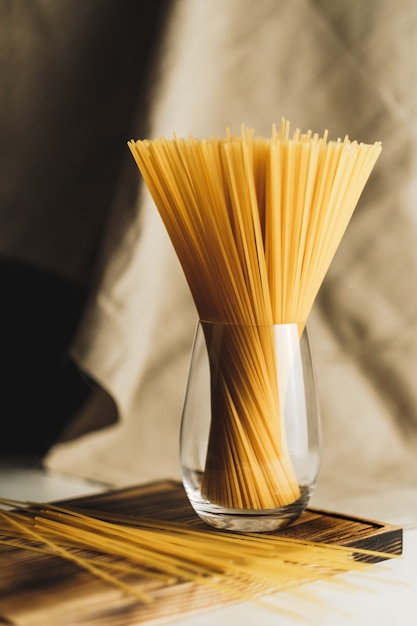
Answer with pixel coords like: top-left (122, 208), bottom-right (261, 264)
top-left (0, 498), bottom-right (395, 612)
top-left (128, 121), bottom-right (381, 511)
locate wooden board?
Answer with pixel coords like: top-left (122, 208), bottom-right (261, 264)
top-left (0, 479), bottom-right (402, 626)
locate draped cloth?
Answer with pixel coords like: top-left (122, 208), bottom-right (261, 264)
top-left (7, 0), bottom-right (417, 526)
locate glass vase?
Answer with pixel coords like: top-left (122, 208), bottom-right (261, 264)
top-left (180, 321), bottom-right (321, 532)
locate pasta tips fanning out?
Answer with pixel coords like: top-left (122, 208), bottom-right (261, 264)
top-left (128, 121), bottom-right (381, 512)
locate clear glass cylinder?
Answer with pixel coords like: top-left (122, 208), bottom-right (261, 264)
top-left (180, 321), bottom-right (321, 532)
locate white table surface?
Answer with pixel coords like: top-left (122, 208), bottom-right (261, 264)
top-left (0, 459), bottom-right (416, 626)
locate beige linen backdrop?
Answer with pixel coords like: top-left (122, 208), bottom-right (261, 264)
top-left (15, 0), bottom-right (417, 526)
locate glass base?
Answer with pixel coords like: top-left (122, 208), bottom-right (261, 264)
top-left (182, 470), bottom-right (313, 532)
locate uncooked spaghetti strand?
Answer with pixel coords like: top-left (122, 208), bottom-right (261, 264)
top-left (299, 141), bottom-right (381, 318)
top-left (203, 383), bottom-right (297, 509)
top-left (265, 136), bottom-right (282, 319)
top-left (202, 324), bottom-right (300, 508)
top-left (221, 138), bottom-right (271, 324)
top-left (131, 141), bottom-right (239, 321)
top-left (285, 132), bottom-right (323, 322)
top-left (309, 140), bottom-right (363, 253)
top-left (240, 127), bottom-right (273, 323)
top-left (130, 138), bottom-right (257, 324)
top-left (294, 132), bottom-right (336, 312)
top-left (279, 133), bottom-right (294, 321)
top-left (0, 510), bottom-right (155, 603)
top-left (181, 137), bottom-right (257, 322)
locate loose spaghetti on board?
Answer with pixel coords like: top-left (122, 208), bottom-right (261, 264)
top-left (0, 497), bottom-right (396, 615)
top-left (128, 121), bottom-right (381, 511)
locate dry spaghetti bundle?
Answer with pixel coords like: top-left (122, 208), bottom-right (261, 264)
top-left (128, 121), bottom-right (381, 511)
